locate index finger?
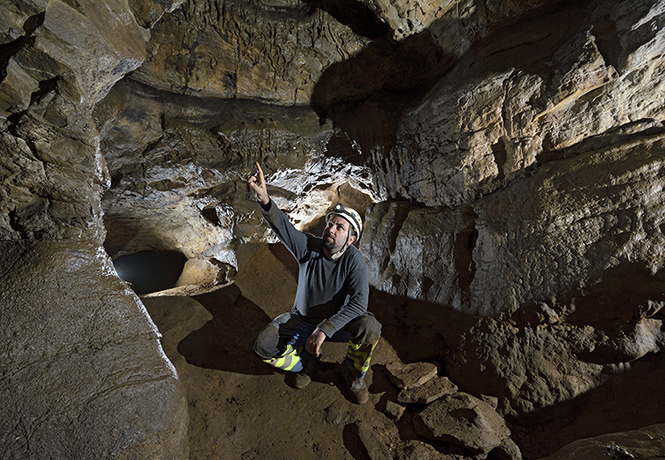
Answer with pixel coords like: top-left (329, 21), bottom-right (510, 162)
top-left (255, 162), bottom-right (265, 183)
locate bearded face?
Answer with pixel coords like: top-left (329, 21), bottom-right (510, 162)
top-left (322, 215), bottom-right (355, 255)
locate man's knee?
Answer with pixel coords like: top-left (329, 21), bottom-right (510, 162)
top-left (254, 312), bottom-right (295, 359)
top-left (345, 314), bottom-right (382, 344)
top-left (253, 322), bottom-right (280, 359)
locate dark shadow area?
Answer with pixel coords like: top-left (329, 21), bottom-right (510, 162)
top-left (103, 216), bottom-right (144, 258)
top-left (177, 284), bottom-right (273, 375)
top-left (367, 260), bottom-right (665, 459)
top-left (368, 363), bottom-right (398, 397)
top-left (368, 287), bottom-right (478, 366)
top-left (112, 249), bottom-right (186, 294)
top-left (369, 364), bottom-right (410, 431)
top-left (565, 262), bottom-right (665, 325)
top-left (502, 262), bottom-right (665, 458)
top-left (311, 27), bottom-right (456, 158)
top-left (267, 243), bottom-right (299, 280)
top-left (304, 0), bottom-right (391, 39)
top-left (453, 206), bottom-right (478, 297)
top-left (559, 261), bottom-right (665, 365)
top-left (343, 423), bottom-right (372, 460)
top-left (0, 12), bottom-right (43, 80)
top-left (392, 406), bottom-right (469, 457)
top-left (508, 349), bottom-right (665, 459)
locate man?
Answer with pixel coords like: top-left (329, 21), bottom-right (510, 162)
top-left (247, 162), bottom-right (381, 404)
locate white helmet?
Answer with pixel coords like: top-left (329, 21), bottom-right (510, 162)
top-left (326, 203), bottom-right (363, 241)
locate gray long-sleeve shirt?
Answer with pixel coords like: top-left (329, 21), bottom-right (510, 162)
top-left (261, 199), bottom-right (369, 337)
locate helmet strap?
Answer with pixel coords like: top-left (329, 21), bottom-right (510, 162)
top-left (329, 232), bottom-right (351, 259)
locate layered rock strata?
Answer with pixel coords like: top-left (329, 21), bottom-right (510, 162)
top-left (361, 0), bottom-right (665, 416)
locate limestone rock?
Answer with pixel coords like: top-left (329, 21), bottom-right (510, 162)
top-left (95, 78), bottom-right (381, 281)
top-left (128, 0), bottom-right (185, 29)
top-left (385, 400), bottom-right (406, 420)
top-left (131, 0), bottom-right (369, 104)
top-left (398, 376), bottom-right (458, 404)
top-left (0, 0), bottom-right (189, 457)
top-left (541, 423), bottom-right (665, 460)
top-left (365, 0), bottom-right (665, 316)
top-left (2, 0), bottom-right (665, 458)
top-left (478, 395), bottom-right (499, 411)
top-left (358, 0), bottom-right (559, 41)
top-left (356, 421), bottom-right (393, 459)
top-left (0, 111), bottom-right (109, 243)
top-left (612, 318), bottom-right (663, 362)
top-left (365, 134), bottom-right (665, 411)
top-left (362, 202), bottom-right (477, 309)
top-left (397, 441), bottom-right (463, 460)
top-left (447, 319), bottom-right (607, 414)
top-left (0, 0), bottom-right (148, 113)
top-left (386, 361), bottom-right (438, 389)
top-left (0, 0), bottom-right (46, 43)
top-left (0, 241), bottom-right (189, 458)
top-left (380, 0), bottom-right (662, 208)
top-left (414, 393), bottom-right (519, 457)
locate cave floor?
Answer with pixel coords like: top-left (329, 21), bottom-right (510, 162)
top-left (143, 244), bottom-right (413, 460)
top-left (140, 243), bottom-right (665, 460)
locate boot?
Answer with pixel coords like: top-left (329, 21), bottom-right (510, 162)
top-left (292, 355), bottom-right (318, 389)
top-left (347, 376), bottom-right (369, 404)
top-left (341, 361), bottom-right (369, 404)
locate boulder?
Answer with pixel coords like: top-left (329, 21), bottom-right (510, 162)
top-left (0, 241), bottom-right (189, 458)
top-left (414, 393), bottom-right (519, 457)
top-left (398, 376), bottom-right (458, 405)
top-left (541, 423), bottom-right (665, 460)
top-left (386, 361), bottom-right (439, 389)
top-left (397, 440), bottom-right (464, 460)
top-left (385, 400), bottom-right (407, 420)
top-left (356, 421), bottom-right (393, 460)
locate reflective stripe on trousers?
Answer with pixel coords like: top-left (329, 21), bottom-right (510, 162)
top-left (345, 341), bottom-right (376, 380)
top-left (262, 344), bottom-right (304, 373)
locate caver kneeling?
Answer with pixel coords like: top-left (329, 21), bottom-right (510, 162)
top-left (247, 162), bottom-right (381, 404)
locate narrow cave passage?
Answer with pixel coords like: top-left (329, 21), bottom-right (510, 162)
top-left (112, 250), bottom-right (187, 295)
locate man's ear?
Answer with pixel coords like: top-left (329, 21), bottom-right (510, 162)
top-left (348, 234), bottom-right (357, 246)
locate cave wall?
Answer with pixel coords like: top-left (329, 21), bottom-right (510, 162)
top-left (97, 0), bottom-right (665, 418)
top-left (0, 0), bottom-right (189, 458)
top-left (361, 0), bottom-right (665, 415)
top-left (368, 0), bottom-right (665, 314)
top-left (1, 0), bottom-right (665, 457)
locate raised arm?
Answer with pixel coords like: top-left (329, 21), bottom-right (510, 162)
top-left (247, 161), bottom-right (309, 260)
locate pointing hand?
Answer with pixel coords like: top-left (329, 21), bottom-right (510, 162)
top-left (246, 161), bottom-right (269, 205)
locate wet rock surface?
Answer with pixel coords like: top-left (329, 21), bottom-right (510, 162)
top-left (1, 0), bottom-right (665, 458)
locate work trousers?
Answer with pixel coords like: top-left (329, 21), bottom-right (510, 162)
top-left (253, 312), bottom-right (382, 380)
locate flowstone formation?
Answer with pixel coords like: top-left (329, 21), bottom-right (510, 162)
top-left (2, 0), bottom-right (665, 458)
